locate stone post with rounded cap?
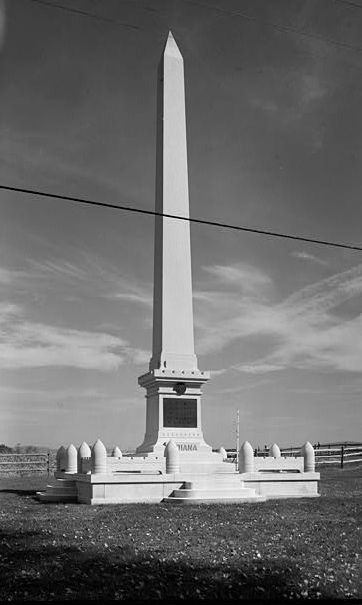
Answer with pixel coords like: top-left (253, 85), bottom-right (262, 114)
top-left (91, 439), bottom-right (107, 474)
top-left (239, 441), bottom-right (254, 473)
top-left (269, 443), bottom-right (281, 458)
top-left (302, 441), bottom-right (315, 472)
top-left (165, 440), bottom-right (180, 473)
top-left (112, 446), bottom-right (122, 459)
top-left (218, 446), bottom-right (227, 461)
top-left (56, 446), bottom-right (66, 472)
top-left (77, 441), bottom-right (91, 473)
top-left (65, 444), bottom-right (77, 473)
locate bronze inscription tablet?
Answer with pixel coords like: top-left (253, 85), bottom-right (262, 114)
top-left (163, 398), bottom-right (197, 428)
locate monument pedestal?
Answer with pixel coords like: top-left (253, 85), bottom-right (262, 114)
top-left (136, 368), bottom-right (215, 461)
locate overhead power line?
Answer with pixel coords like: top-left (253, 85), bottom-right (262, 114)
top-left (28, 0), bottom-right (362, 56)
top-left (185, 0), bottom-right (362, 55)
top-left (1, 184), bottom-right (361, 253)
top-left (29, 0), bottom-right (145, 32)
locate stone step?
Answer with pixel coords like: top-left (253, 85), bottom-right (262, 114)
top-left (164, 492), bottom-right (266, 504)
top-left (36, 479), bottom-right (78, 503)
top-left (44, 483), bottom-right (77, 492)
top-left (164, 478), bottom-right (266, 503)
top-left (39, 487), bottom-right (77, 496)
top-left (171, 487), bottom-right (258, 499)
top-left (51, 478), bottom-right (77, 486)
top-left (164, 475), bottom-right (267, 503)
top-left (36, 491), bottom-right (78, 503)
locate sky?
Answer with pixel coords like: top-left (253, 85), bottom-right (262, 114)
top-left (1, 0), bottom-right (362, 450)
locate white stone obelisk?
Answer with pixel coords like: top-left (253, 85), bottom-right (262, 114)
top-left (136, 32), bottom-right (213, 460)
top-left (150, 31), bottom-right (197, 373)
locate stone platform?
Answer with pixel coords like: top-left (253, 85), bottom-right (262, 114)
top-left (37, 439), bottom-right (320, 505)
top-left (37, 470), bottom-right (265, 505)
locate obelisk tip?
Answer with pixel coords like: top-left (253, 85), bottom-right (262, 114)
top-left (164, 30), bottom-right (182, 59)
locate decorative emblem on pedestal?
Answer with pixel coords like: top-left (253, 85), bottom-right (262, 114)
top-left (174, 382), bottom-right (186, 395)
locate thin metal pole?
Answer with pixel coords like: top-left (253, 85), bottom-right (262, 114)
top-left (236, 409), bottom-right (240, 471)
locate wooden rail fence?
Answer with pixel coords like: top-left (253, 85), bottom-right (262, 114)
top-left (281, 445), bottom-right (362, 469)
top-left (0, 453), bottom-right (56, 476)
top-left (226, 443), bottom-right (362, 469)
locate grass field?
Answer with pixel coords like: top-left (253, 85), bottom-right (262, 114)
top-left (1, 466), bottom-right (361, 601)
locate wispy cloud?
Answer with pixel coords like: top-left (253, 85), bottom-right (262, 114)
top-left (195, 261), bottom-right (362, 374)
top-left (249, 97), bottom-right (278, 115)
top-left (212, 377), bottom-right (274, 395)
top-left (0, 385), bottom-right (112, 413)
top-left (291, 250), bottom-right (328, 266)
top-left (234, 363), bottom-right (285, 375)
top-left (248, 48), bottom-right (331, 152)
top-left (282, 264), bottom-right (362, 317)
top-left (0, 268), bottom-right (14, 284)
top-left (28, 259), bottom-right (88, 280)
top-left (0, 303), bottom-right (147, 370)
top-left (201, 263), bottom-right (272, 295)
top-left (0, 385), bottom-right (107, 400)
top-left (0, 127), bottom-right (126, 195)
top-left (249, 70), bottom-right (328, 124)
top-left (1, 254), bottom-right (152, 308)
top-left (300, 74), bottom-right (326, 105)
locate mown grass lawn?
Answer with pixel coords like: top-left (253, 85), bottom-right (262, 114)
top-left (0, 466), bottom-right (361, 601)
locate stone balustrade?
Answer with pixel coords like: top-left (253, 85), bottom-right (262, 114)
top-left (55, 441), bottom-right (127, 475)
top-left (55, 438), bottom-right (316, 477)
top-left (239, 441), bottom-right (316, 473)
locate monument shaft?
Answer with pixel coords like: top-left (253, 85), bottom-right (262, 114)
top-left (150, 32), bottom-right (197, 372)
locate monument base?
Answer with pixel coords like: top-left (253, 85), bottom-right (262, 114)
top-left (37, 466), bottom-right (319, 505)
top-left (136, 368), bottom-right (213, 460)
top-left (37, 448), bottom-right (320, 504)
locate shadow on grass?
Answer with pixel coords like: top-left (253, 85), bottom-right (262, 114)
top-left (0, 489), bottom-right (40, 496)
top-left (0, 529), bottom-right (330, 602)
